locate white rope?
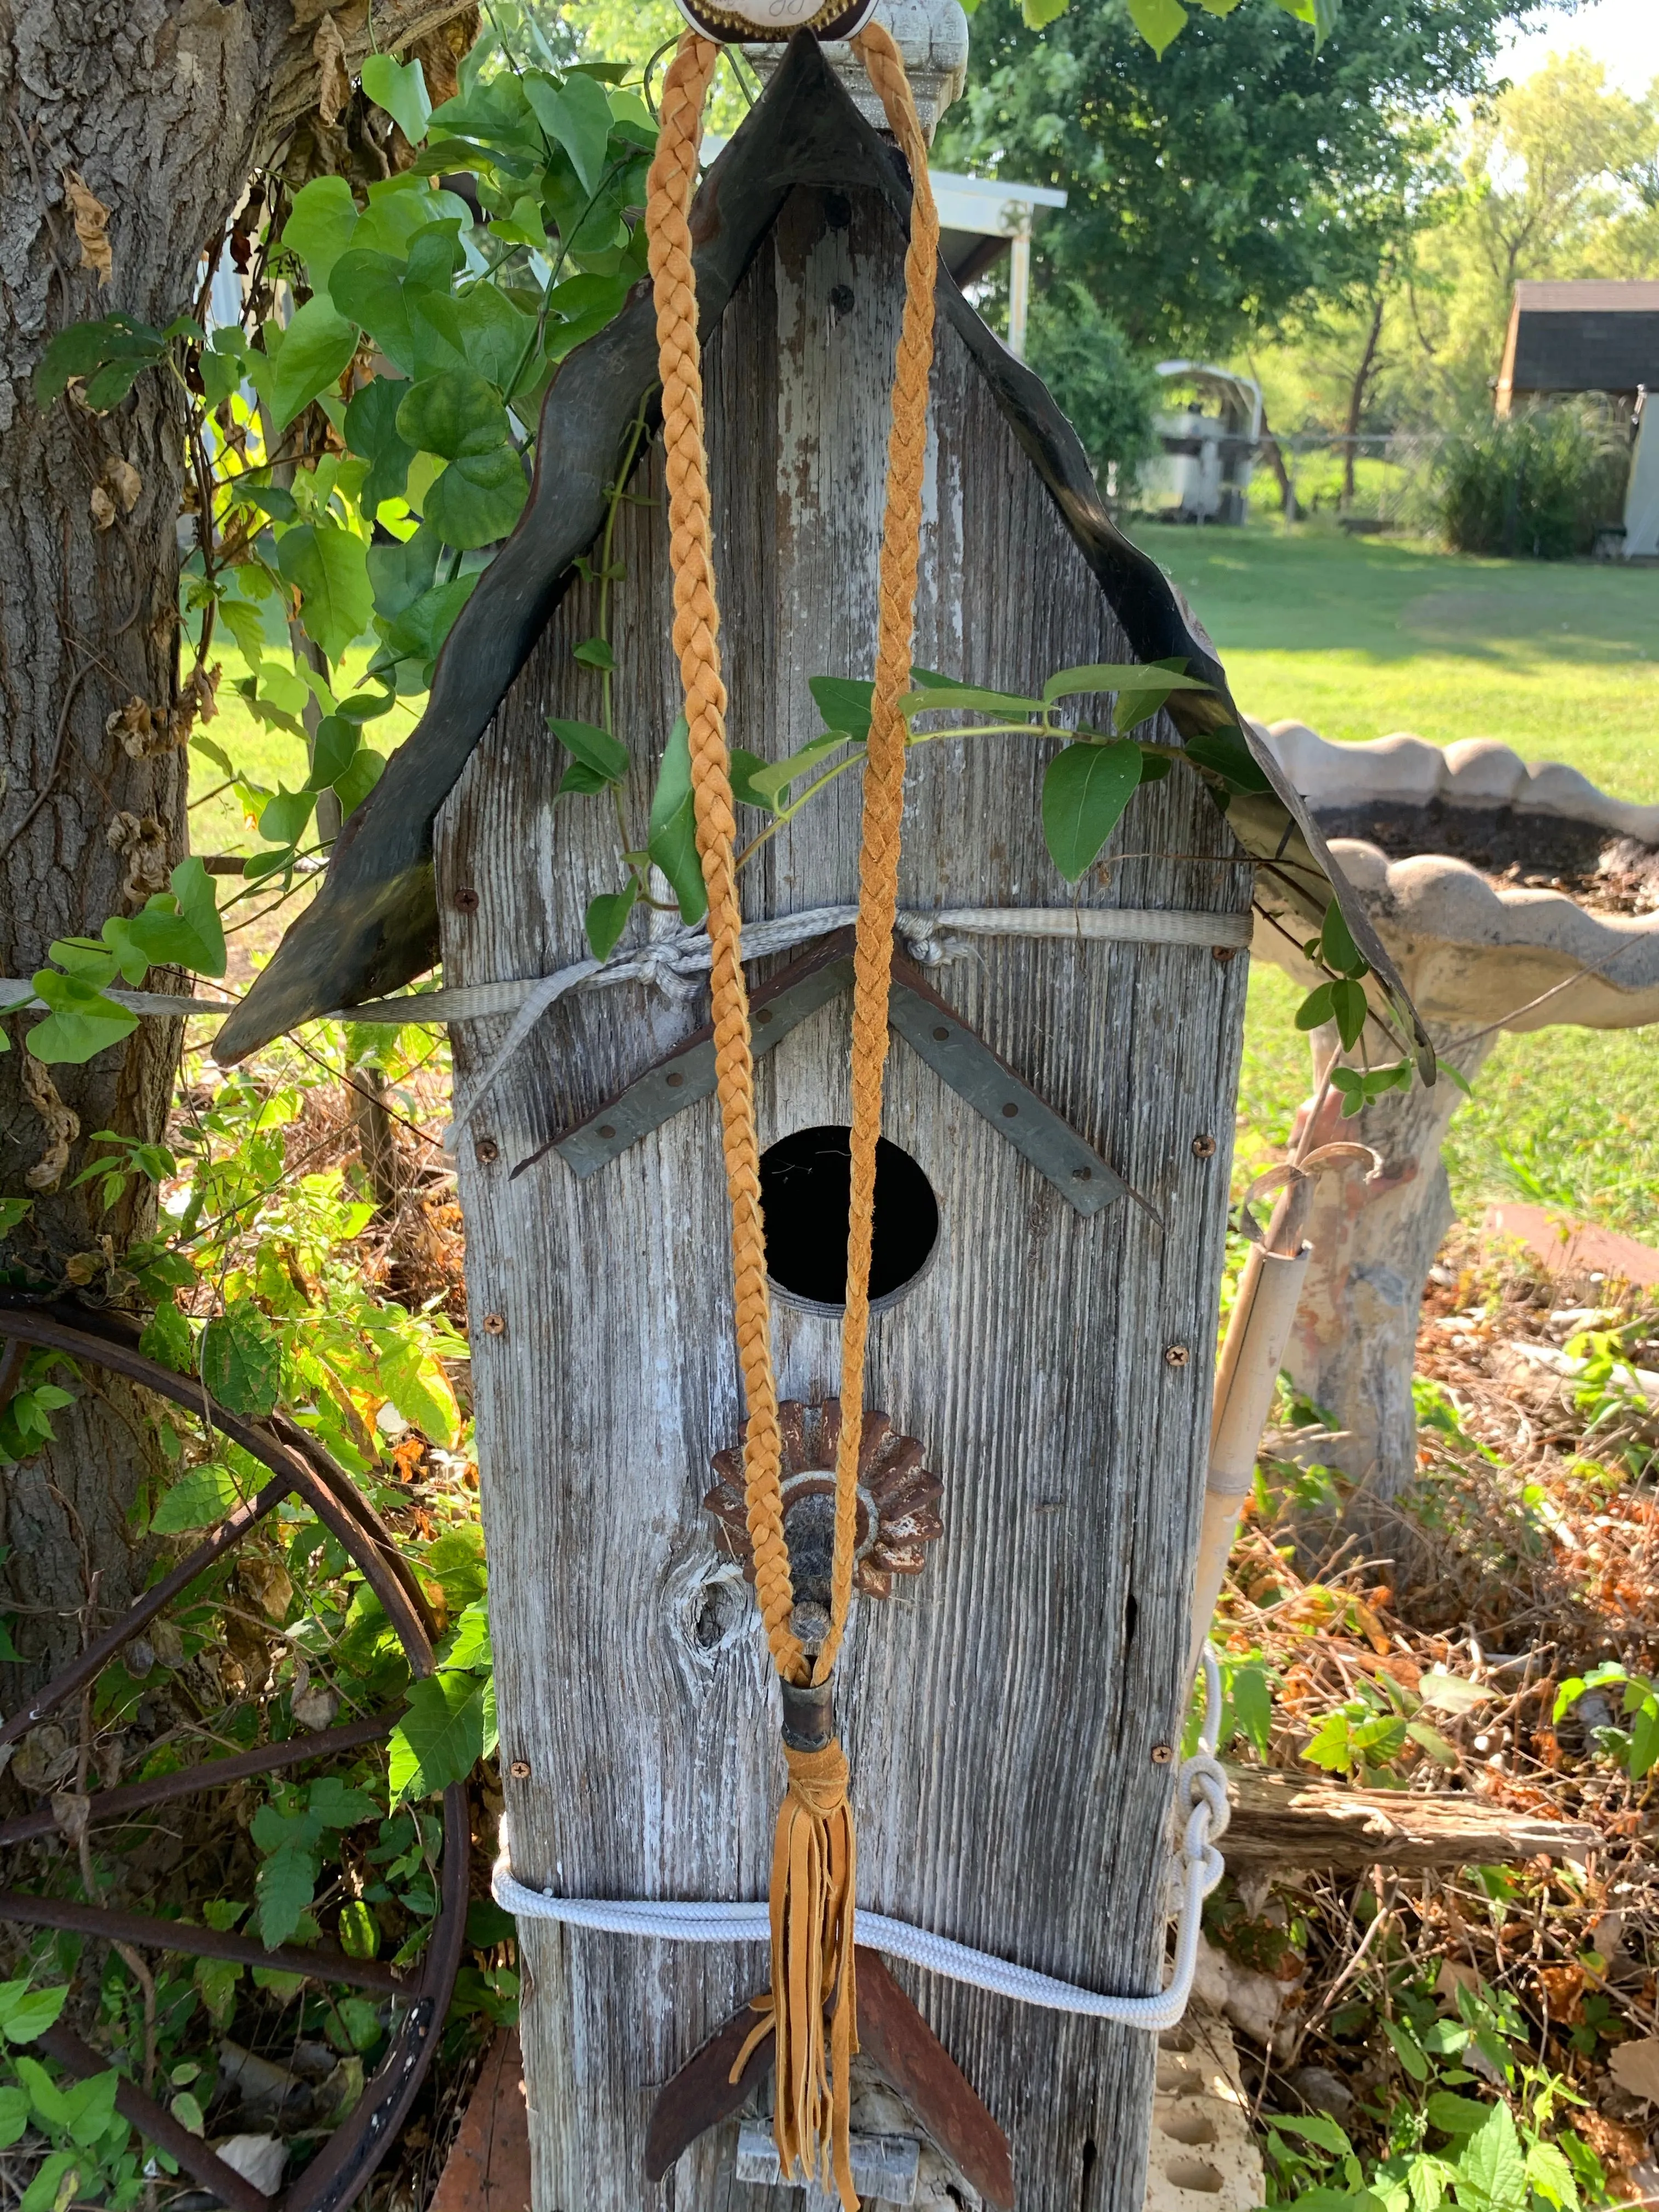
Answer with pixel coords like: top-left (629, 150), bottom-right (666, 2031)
top-left (491, 1651), bottom-right (1229, 2032)
top-left (438, 902), bottom-right (1251, 1142)
top-left (0, 902), bottom-right (1248, 1143)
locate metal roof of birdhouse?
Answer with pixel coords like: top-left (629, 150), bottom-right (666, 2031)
top-left (216, 31), bottom-right (1426, 1073)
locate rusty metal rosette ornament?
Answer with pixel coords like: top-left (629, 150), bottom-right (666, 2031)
top-left (704, 1398), bottom-right (943, 1647)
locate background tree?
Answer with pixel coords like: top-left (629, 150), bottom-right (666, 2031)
top-left (0, 0), bottom-right (470, 1667)
top-left (935, 0), bottom-right (1549, 360)
top-left (1250, 49), bottom-right (1659, 460)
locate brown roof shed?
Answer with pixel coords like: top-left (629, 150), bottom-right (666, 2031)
top-left (1496, 278), bottom-right (1659, 411)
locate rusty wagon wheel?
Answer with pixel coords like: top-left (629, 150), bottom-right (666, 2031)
top-left (0, 1300), bottom-right (468, 2212)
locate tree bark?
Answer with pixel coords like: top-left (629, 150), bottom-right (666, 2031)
top-left (1340, 294), bottom-right (1385, 509)
top-left (0, 0), bottom-right (467, 1679)
top-left (1255, 398), bottom-right (1298, 520)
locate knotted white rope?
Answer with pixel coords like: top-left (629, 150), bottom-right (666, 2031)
top-left (438, 902), bottom-right (1251, 1144)
top-left (490, 1650), bottom-right (1229, 2032)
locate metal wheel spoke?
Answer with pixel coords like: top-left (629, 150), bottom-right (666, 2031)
top-left (37, 2022), bottom-right (274, 2212)
top-left (0, 1304), bottom-right (471, 2212)
top-left (0, 1888), bottom-right (411, 1995)
top-left (0, 1714), bottom-right (398, 1848)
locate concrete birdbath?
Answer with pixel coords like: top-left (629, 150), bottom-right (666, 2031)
top-left (1248, 723), bottom-right (1659, 1498)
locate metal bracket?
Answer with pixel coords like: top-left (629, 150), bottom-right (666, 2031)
top-left (514, 928), bottom-right (1132, 1217)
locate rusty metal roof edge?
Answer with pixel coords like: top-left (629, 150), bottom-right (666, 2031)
top-left (215, 30), bottom-right (1429, 1080)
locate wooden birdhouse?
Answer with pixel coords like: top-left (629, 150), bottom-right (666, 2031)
top-left (221, 12), bottom-right (1419, 2207)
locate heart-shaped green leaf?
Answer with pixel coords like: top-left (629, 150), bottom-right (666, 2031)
top-left (423, 446), bottom-right (527, 549)
top-left (258, 297), bottom-right (358, 433)
top-left (1040, 740), bottom-right (1142, 882)
top-left (276, 521), bottom-right (373, 665)
top-left (283, 176), bottom-right (359, 287)
top-left (362, 52), bottom-right (433, 146)
top-left (395, 368), bottom-right (509, 460)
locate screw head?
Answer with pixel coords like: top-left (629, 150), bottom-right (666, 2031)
top-left (475, 1137), bottom-right (500, 1165)
top-left (932, 1025), bottom-right (950, 1042)
top-left (1212, 944), bottom-right (1237, 964)
top-left (1001, 1102), bottom-right (1019, 1119)
top-left (1192, 1133), bottom-right (1218, 1160)
top-left (453, 885), bottom-right (480, 914)
top-left (1164, 1342), bottom-right (1190, 1368)
top-left (509, 1759), bottom-right (531, 1781)
top-left (482, 1311), bottom-right (507, 1336)
top-left (665, 1071), bottom-right (684, 1089)
top-left (1151, 1742), bottom-right (1175, 1765)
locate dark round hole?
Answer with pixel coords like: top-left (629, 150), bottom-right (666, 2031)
top-left (759, 1124), bottom-right (938, 1311)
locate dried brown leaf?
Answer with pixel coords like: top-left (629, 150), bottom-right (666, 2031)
top-left (62, 167), bottom-right (112, 286)
top-left (313, 13), bottom-right (350, 127)
top-left (1611, 2039), bottom-right (1659, 2106)
top-left (89, 483), bottom-right (116, 530)
top-left (104, 456), bottom-right (142, 514)
top-left (20, 1056), bottom-right (79, 1194)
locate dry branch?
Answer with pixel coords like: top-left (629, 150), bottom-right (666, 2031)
top-left (1224, 1767), bottom-right (1598, 1874)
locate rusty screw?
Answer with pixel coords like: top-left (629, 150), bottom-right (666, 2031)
top-left (1164, 1343), bottom-right (1190, 1368)
top-left (1212, 944), bottom-right (1237, 964)
top-left (475, 1137), bottom-right (499, 1165)
top-left (509, 1759), bottom-right (531, 1781)
top-left (1150, 1743), bottom-right (1174, 1765)
top-left (482, 1311), bottom-right (507, 1336)
top-left (453, 885), bottom-right (480, 914)
top-left (1192, 1133), bottom-right (1217, 1160)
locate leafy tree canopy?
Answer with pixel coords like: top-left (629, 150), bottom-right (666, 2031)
top-left (936, 0), bottom-right (1555, 357)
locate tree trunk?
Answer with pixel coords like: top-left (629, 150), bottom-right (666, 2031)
top-left (1255, 399), bottom-right (1298, 520)
top-left (0, 0), bottom-right (467, 1680)
top-left (1340, 295), bottom-right (1385, 509)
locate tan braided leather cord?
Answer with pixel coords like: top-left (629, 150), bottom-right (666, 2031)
top-left (816, 20), bottom-right (939, 1684)
top-left (646, 30), bottom-right (937, 2204)
top-left (646, 30), bottom-right (805, 1691)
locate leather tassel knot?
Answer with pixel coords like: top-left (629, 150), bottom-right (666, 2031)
top-left (730, 1737), bottom-right (860, 2207)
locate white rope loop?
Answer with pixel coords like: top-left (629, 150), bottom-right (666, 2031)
top-left (491, 1646), bottom-right (1231, 2033)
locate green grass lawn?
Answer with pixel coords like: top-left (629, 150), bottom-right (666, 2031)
top-left (1135, 521), bottom-right (1659, 801)
top-left (1133, 522), bottom-right (1659, 1244)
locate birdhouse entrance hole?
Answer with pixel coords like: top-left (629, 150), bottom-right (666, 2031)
top-left (759, 1125), bottom-right (939, 1312)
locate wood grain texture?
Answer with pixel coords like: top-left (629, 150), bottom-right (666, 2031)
top-left (1223, 1771), bottom-right (1597, 1876)
top-left (437, 184), bottom-right (1252, 2210)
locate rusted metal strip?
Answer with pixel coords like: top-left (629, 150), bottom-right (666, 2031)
top-left (0, 1888), bottom-right (409, 1995)
top-left (644, 1995), bottom-right (775, 2183)
top-left (885, 949), bottom-right (1127, 1216)
top-left (0, 1714), bottom-right (397, 1849)
top-left (856, 1949), bottom-right (1014, 2209)
top-left (643, 1949), bottom-right (1013, 2203)
top-left (37, 2021), bottom-right (274, 2212)
top-left (512, 930), bottom-right (857, 1182)
top-left (515, 931), bottom-right (1129, 1213)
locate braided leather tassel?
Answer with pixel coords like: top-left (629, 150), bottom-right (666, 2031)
top-left (771, 1740), bottom-right (859, 2204)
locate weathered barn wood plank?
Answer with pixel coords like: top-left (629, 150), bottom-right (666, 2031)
top-left (439, 180), bottom-right (1251, 2210)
